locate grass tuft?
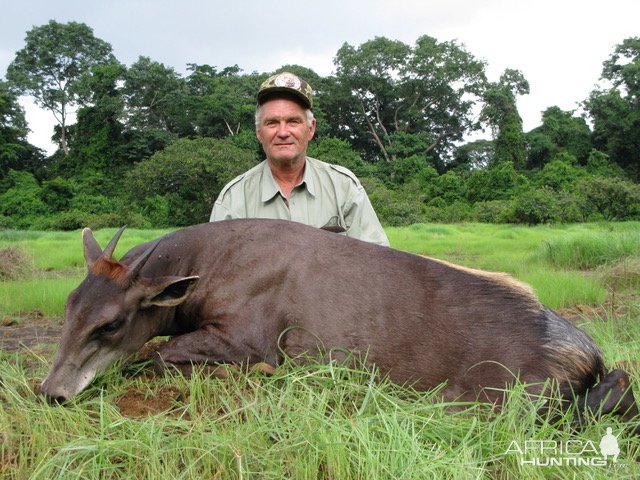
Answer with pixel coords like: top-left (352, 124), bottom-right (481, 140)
top-left (538, 231), bottom-right (640, 270)
top-left (0, 247), bottom-right (33, 281)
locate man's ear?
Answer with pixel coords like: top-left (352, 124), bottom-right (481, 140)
top-left (308, 117), bottom-right (316, 140)
top-left (140, 276), bottom-right (200, 308)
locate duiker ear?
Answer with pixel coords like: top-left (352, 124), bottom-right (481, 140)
top-left (140, 276), bottom-right (200, 308)
top-left (82, 228), bottom-right (102, 269)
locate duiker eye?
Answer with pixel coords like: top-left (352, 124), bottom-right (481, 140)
top-left (97, 318), bottom-right (125, 336)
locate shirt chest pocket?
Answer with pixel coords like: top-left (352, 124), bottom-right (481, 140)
top-left (321, 215), bottom-right (347, 234)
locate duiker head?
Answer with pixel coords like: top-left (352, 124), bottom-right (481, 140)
top-left (40, 227), bottom-right (198, 403)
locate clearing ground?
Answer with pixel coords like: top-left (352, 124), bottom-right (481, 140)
top-left (1, 312), bottom-right (62, 352)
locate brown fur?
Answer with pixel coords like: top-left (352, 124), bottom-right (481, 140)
top-left (421, 255), bottom-right (537, 299)
top-left (41, 220), bottom-right (640, 431)
top-left (91, 257), bottom-right (129, 285)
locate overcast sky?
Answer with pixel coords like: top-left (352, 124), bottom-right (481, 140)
top-left (2, 0), bottom-right (639, 154)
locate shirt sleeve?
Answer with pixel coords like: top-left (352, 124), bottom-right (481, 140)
top-left (210, 173), bottom-right (248, 222)
top-left (343, 182), bottom-right (390, 247)
top-left (210, 195), bottom-right (234, 222)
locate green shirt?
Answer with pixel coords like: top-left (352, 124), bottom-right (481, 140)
top-left (210, 157), bottom-right (389, 246)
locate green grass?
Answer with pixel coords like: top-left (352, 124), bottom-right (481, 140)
top-left (0, 228), bottom-right (169, 318)
top-left (536, 231), bottom-right (640, 270)
top-left (0, 228), bottom-right (170, 272)
top-left (2, 349), bottom-right (640, 479)
top-left (0, 277), bottom-right (84, 317)
top-left (387, 222), bottom-right (640, 308)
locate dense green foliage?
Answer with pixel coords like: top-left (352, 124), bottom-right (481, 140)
top-left (2, 22), bottom-right (639, 229)
top-left (0, 80), bottom-right (44, 179)
top-left (124, 137), bottom-right (259, 226)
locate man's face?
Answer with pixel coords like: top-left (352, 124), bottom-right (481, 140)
top-left (256, 98), bottom-right (316, 167)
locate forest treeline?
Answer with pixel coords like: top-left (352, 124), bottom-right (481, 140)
top-left (1, 20), bottom-right (639, 229)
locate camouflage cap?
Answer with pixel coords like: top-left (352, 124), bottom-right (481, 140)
top-left (257, 72), bottom-right (313, 110)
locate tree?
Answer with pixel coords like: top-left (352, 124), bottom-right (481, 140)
top-left (330, 37), bottom-right (410, 162)
top-left (0, 80), bottom-right (46, 185)
top-left (307, 136), bottom-right (373, 178)
top-left (6, 20), bottom-right (115, 155)
top-left (601, 37), bottom-right (640, 99)
top-left (585, 37), bottom-right (640, 180)
top-left (108, 56), bottom-right (196, 163)
top-left (185, 63), bottom-right (259, 138)
top-left (464, 161), bottom-right (528, 202)
top-left (124, 137), bottom-right (258, 226)
top-left (481, 69), bottom-right (529, 169)
top-left (1, 81), bottom-right (26, 175)
top-left (0, 81), bottom-right (28, 143)
top-left (329, 36), bottom-right (486, 164)
top-left (451, 139), bottom-right (495, 171)
top-left (122, 56), bottom-right (192, 137)
top-left (525, 106), bottom-right (592, 168)
top-left (58, 61), bottom-right (128, 176)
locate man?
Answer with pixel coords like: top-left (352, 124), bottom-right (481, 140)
top-left (210, 72), bottom-right (389, 246)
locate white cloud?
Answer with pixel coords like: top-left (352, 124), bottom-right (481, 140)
top-left (2, 0), bottom-right (639, 153)
top-left (19, 98), bottom-right (58, 155)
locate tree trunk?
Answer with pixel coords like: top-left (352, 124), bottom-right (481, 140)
top-left (359, 101), bottom-right (390, 162)
top-left (60, 124), bottom-right (69, 155)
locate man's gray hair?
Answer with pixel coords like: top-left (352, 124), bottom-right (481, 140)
top-left (255, 105), bottom-right (315, 128)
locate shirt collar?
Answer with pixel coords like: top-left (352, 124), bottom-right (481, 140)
top-left (260, 158), bottom-right (316, 202)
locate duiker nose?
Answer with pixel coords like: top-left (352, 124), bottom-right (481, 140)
top-left (38, 386), bottom-right (67, 405)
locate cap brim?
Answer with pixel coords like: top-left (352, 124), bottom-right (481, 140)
top-left (257, 88), bottom-right (312, 109)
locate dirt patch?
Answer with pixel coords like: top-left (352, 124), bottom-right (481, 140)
top-left (116, 385), bottom-right (185, 417)
top-left (111, 338), bottom-right (187, 418)
top-left (556, 304), bottom-right (609, 323)
top-left (556, 294), bottom-right (636, 324)
top-left (0, 312), bottom-right (62, 352)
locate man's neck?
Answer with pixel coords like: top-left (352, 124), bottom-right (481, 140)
top-left (268, 157), bottom-right (306, 199)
